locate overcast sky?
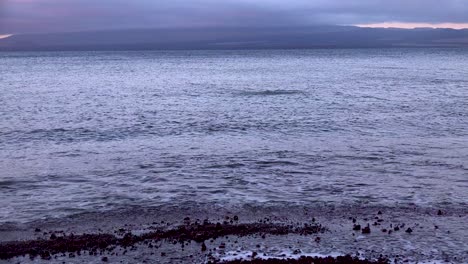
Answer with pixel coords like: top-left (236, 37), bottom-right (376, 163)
top-left (1, 0), bottom-right (468, 34)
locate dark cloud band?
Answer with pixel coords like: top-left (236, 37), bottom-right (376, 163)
top-left (1, 0), bottom-right (467, 34)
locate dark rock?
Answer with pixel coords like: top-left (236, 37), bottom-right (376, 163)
top-left (101, 257), bottom-right (108, 262)
top-left (40, 251), bottom-right (51, 260)
top-left (353, 224), bottom-right (361, 231)
top-left (362, 225), bottom-right (371, 234)
top-left (201, 242), bottom-right (207, 252)
top-left (437, 210), bottom-right (443, 216)
top-left (405, 228), bottom-right (413, 234)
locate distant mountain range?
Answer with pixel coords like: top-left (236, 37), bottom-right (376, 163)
top-left (1, 25), bottom-right (468, 51)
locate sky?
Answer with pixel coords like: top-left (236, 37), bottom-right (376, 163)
top-left (1, 0), bottom-right (468, 35)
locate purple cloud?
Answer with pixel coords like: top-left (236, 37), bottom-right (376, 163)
top-left (1, 0), bottom-right (468, 34)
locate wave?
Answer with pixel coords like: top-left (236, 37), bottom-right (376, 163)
top-left (237, 89), bottom-right (305, 96)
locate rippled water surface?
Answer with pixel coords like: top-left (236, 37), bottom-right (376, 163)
top-left (1, 49), bottom-right (467, 223)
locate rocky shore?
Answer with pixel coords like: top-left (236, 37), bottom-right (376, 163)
top-left (0, 205), bottom-right (466, 263)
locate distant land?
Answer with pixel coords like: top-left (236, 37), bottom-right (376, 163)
top-left (1, 25), bottom-right (468, 51)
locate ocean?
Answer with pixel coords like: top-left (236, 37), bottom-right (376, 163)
top-left (1, 48), bottom-right (467, 223)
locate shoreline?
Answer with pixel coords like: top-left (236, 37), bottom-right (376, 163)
top-left (1, 204), bottom-right (466, 263)
top-left (0, 220), bottom-right (388, 264)
top-left (1, 221), bottom-right (327, 261)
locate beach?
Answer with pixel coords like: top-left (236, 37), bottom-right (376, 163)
top-left (1, 49), bottom-right (467, 263)
top-left (1, 204), bottom-right (467, 263)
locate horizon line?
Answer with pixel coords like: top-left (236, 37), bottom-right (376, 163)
top-left (3, 23), bottom-right (468, 36)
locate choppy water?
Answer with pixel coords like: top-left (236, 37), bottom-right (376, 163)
top-left (1, 49), bottom-right (467, 223)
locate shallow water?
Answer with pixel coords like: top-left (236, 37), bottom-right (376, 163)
top-left (0, 49), bottom-right (467, 223)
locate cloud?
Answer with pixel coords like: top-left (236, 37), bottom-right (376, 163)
top-left (0, 34), bottom-right (13, 39)
top-left (356, 22), bottom-right (468, 30)
top-left (1, 0), bottom-right (468, 34)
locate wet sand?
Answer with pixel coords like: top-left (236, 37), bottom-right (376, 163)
top-left (0, 204), bottom-right (466, 263)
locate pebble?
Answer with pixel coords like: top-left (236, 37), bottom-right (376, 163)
top-left (362, 225), bottom-right (371, 234)
top-left (201, 242), bottom-right (207, 252)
